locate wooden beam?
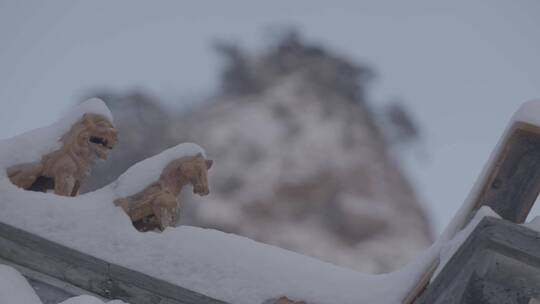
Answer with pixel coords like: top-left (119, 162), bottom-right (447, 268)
top-left (414, 217), bottom-right (540, 303)
top-left (403, 120), bottom-right (540, 303)
top-left (473, 122), bottom-right (540, 223)
top-left (0, 256), bottom-right (104, 303)
top-left (0, 221), bottom-right (228, 304)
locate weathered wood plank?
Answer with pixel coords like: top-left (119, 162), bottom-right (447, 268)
top-left (404, 121), bottom-right (540, 303)
top-left (0, 221), bottom-right (229, 304)
top-left (414, 217), bottom-right (540, 304)
top-left (0, 256), bottom-right (103, 304)
top-left (0, 222), bottom-right (111, 296)
top-left (473, 122), bottom-right (540, 223)
top-left (108, 263), bottom-right (223, 304)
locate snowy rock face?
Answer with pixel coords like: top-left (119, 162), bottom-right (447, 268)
top-left (85, 33), bottom-right (431, 273)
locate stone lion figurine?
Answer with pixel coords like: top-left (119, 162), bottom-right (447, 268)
top-left (7, 113), bottom-right (117, 196)
top-left (114, 153), bottom-right (213, 231)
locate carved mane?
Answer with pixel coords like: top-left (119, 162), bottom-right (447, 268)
top-left (7, 113), bottom-right (117, 196)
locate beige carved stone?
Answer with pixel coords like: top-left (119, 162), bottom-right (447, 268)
top-left (114, 153), bottom-right (213, 231)
top-left (7, 113), bottom-right (117, 196)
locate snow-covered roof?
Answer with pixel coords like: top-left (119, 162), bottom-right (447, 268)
top-left (3, 100), bottom-right (536, 304)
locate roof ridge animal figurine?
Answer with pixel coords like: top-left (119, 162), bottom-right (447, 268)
top-left (114, 153), bottom-right (213, 231)
top-left (7, 113), bottom-right (117, 196)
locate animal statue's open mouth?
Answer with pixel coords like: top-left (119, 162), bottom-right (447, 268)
top-left (7, 111), bottom-right (119, 196)
top-left (193, 184), bottom-right (209, 196)
top-left (89, 136), bottom-right (113, 149)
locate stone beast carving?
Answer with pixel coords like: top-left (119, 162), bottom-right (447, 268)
top-left (114, 153), bottom-right (213, 231)
top-left (7, 113), bottom-right (117, 196)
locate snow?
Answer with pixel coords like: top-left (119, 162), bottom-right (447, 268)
top-left (512, 99), bottom-right (540, 127)
top-left (0, 101), bottom-right (514, 304)
top-left (113, 143), bottom-right (206, 197)
top-left (59, 295), bottom-right (127, 304)
top-left (0, 264), bottom-right (42, 304)
top-left (0, 264), bottom-right (128, 304)
top-left (0, 98), bottom-right (113, 168)
top-left (524, 216), bottom-right (540, 232)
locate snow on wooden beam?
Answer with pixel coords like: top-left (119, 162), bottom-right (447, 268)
top-left (405, 101), bottom-right (540, 304)
top-left (414, 217), bottom-right (540, 303)
top-left (471, 122), bottom-right (540, 223)
top-left (0, 221), bottom-right (228, 304)
top-left (0, 255), bottom-right (103, 303)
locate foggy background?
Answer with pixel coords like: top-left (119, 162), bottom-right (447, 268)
top-left (1, 1), bottom-right (540, 271)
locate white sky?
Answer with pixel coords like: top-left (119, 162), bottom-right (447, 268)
top-left (1, 0), bottom-right (540, 235)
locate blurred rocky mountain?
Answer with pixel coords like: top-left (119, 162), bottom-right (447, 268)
top-left (83, 31), bottom-right (431, 273)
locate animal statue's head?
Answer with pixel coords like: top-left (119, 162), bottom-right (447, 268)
top-left (68, 113), bottom-right (118, 160)
top-left (178, 153), bottom-right (213, 196)
top-left (163, 153), bottom-right (213, 196)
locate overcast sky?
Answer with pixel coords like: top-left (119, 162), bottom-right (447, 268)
top-left (1, 0), bottom-right (540, 234)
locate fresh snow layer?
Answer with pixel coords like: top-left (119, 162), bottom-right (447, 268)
top-left (0, 264), bottom-right (42, 304)
top-left (524, 216), bottom-right (540, 232)
top-left (59, 295), bottom-right (127, 304)
top-left (113, 143), bottom-right (205, 197)
top-left (512, 99), bottom-right (540, 128)
top-left (0, 101), bottom-right (511, 304)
